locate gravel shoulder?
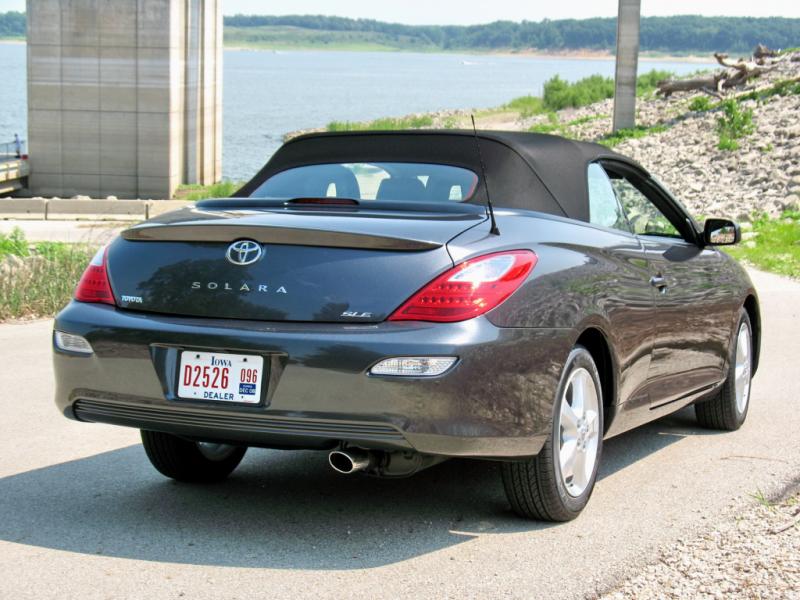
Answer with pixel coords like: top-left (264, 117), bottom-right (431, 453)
top-left (603, 485), bottom-right (800, 599)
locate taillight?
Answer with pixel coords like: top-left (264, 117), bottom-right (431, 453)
top-left (75, 246), bottom-right (115, 305)
top-left (388, 250), bottom-right (537, 323)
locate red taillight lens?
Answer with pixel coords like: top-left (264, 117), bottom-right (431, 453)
top-left (388, 250), bottom-right (537, 323)
top-left (75, 246), bottom-right (115, 305)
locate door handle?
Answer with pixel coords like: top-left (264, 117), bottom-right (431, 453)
top-left (650, 275), bottom-right (668, 292)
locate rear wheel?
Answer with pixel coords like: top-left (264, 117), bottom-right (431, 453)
top-left (695, 309), bottom-right (753, 431)
top-left (502, 346), bottom-right (604, 521)
top-left (140, 430), bottom-right (247, 482)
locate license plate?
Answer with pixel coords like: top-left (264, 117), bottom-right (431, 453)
top-left (177, 351), bottom-right (264, 404)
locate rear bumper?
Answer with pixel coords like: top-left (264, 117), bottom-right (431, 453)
top-left (53, 302), bottom-right (574, 458)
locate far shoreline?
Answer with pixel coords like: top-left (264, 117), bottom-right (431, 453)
top-left (0, 37), bottom-right (714, 63)
top-left (225, 44), bottom-right (715, 63)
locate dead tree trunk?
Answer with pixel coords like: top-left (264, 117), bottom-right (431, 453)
top-left (753, 44), bottom-right (778, 64)
top-left (656, 73), bottom-right (725, 98)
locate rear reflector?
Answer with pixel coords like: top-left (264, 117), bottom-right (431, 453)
top-left (388, 250), bottom-right (537, 323)
top-left (370, 357), bottom-right (458, 377)
top-left (54, 331), bottom-right (93, 355)
top-left (75, 246), bottom-right (115, 305)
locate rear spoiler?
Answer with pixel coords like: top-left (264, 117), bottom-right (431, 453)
top-left (122, 199), bottom-right (488, 251)
top-left (121, 222), bottom-right (444, 251)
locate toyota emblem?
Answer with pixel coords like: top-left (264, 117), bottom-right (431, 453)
top-left (226, 240), bottom-right (263, 266)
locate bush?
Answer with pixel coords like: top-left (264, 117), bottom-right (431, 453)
top-left (543, 74), bottom-right (615, 110)
top-left (689, 96), bottom-right (713, 112)
top-left (716, 99), bottom-right (755, 151)
top-left (636, 70), bottom-right (673, 95)
top-left (540, 70), bottom-right (672, 111)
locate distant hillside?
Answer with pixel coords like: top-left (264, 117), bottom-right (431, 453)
top-left (1, 11), bottom-right (798, 54)
top-left (223, 14), bottom-right (800, 54)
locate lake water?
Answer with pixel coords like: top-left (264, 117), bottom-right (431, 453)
top-left (0, 44), bottom-right (713, 182)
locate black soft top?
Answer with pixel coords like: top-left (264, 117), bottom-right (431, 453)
top-left (236, 130), bottom-right (646, 222)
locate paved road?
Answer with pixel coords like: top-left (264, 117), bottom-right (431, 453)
top-left (0, 268), bottom-right (797, 600)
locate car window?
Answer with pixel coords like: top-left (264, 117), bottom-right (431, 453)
top-left (250, 162), bottom-right (479, 203)
top-left (587, 163), bottom-right (631, 232)
top-left (609, 176), bottom-right (682, 239)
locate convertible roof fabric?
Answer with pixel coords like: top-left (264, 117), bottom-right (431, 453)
top-left (236, 130), bottom-right (646, 222)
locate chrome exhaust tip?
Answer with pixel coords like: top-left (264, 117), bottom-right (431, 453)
top-left (328, 449), bottom-right (373, 474)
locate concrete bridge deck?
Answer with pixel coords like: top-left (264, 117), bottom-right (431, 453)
top-left (0, 158), bottom-right (29, 196)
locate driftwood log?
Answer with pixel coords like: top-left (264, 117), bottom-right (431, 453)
top-left (656, 45), bottom-right (779, 98)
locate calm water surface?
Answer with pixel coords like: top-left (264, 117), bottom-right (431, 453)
top-left (0, 44), bottom-right (712, 182)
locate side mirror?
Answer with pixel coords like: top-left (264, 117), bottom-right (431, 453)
top-left (703, 218), bottom-right (740, 246)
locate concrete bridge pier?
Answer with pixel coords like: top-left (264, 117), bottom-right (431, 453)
top-left (613, 0), bottom-right (641, 132)
top-left (26, 0), bottom-right (222, 200)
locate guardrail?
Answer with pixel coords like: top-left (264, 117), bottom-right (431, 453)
top-left (0, 139), bottom-right (26, 161)
top-left (0, 199), bottom-right (191, 220)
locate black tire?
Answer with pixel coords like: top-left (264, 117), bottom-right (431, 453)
top-left (695, 308), bottom-right (753, 431)
top-left (501, 346), bottom-right (604, 521)
top-left (140, 430), bottom-right (247, 483)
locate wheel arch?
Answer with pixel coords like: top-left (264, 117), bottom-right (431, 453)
top-left (743, 294), bottom-right (761, 375)
top-left (574, 326), bottom-right (616, 434)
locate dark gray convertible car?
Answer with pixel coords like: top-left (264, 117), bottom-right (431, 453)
top-left (53, 131), bottom-right (759, 521)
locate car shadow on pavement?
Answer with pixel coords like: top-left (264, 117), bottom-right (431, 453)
top-left (0, 408), bottom-right (698, 569)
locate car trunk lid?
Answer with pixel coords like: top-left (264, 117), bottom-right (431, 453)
top-left (107, 204), bottom-right (486, 323)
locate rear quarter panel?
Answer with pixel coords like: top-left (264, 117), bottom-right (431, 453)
top-left (448, 211), bottom-right (656, 407)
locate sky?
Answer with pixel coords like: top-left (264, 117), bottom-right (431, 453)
top-left (1, 0), bottom-right (799, 23)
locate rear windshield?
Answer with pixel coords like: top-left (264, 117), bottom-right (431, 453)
top-left (250, 162), bottom-right (479, 203)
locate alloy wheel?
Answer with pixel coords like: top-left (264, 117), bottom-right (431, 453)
top-left (734, 322), bottom-right (752, 414)
top-left (557, 367), bottom-right (601, 497)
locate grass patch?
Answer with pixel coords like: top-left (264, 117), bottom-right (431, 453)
top-left (725, 212), bottom-right (800, 279)
top-left (442, 115), bottom-right (459, 129)
top-left (528, 122), bottom-right (562, 134)
top-left (716, 99), bottom-right (755, 151)
top-left (0, 228), bottom-right (96, 321)
top-left (750, 489), bottom-right (776, 510)
top-left (326, 115), bottom-right (434, 132)
top-left (597, 124), bottom-right (669, 147)
top-left (567, 114), bottom-right (608, 126)
top-left (688, 95), bottom-right (713, 112)
top-left (504, 95), bottom-right (545, 118)
top-left (0, 226), bottom-right (29, 257)
top-left (528, 112), bottom-right (566, 135)
top-left (175, 181), bottom-right (240, 201)
top-left (735, 78), bottom-right (800, 103)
